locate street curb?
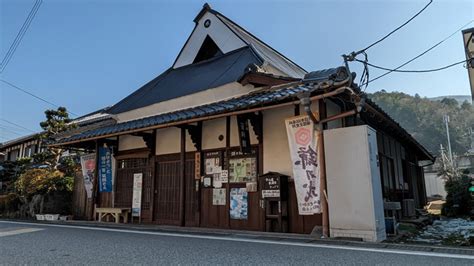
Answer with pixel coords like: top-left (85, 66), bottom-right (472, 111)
top-left (2, 218), bottom-right (474, 256)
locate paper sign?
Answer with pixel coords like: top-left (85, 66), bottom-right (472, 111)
top-left (132, 173), bottom-right (143, 217)
top-left (212, 188), bottom-right (226, 205)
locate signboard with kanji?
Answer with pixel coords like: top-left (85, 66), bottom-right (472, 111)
top-left (98, 146), bottom-right (113, 192)
top-left (285, 115), bottom-right (321, 215)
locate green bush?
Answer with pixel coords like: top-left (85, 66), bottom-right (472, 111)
top-left (16, 169), bottom-right (73, 198)
top-left (442, 171), bottom-right (473, 217)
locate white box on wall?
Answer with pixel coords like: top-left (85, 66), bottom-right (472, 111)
top-left (324, 125), bottom-right (386, 242)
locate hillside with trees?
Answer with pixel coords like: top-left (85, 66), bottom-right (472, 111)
top-left (368, 91), bottom-right (473, 157)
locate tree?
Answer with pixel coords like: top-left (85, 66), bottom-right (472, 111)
top-left (37, 107), bottom-right (76, 169)
top-left (369, 91), bottom-right (474, 156)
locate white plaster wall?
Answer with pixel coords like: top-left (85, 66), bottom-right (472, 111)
top-left (202, 117), bottom-right (227, 150)
top-left (262, 105), bottom-right (294, 176)
top-left (116, 83), bottom-right (255, 122)
top-left (155, 127), bottom-right (196, 155)
top-left (118, 135), bottom-right (147, 151)
top-left (173, 12), bottom-right (246, 68)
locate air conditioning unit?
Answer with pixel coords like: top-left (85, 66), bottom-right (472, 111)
top-left (403, 199), bottom-right (416, 217)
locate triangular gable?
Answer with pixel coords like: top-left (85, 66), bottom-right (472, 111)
top-left (173, 4), bottom-right (307, 78)
top-left (173, 7), bottom-right (246, 68)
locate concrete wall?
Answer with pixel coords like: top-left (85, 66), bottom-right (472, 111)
top-left (424, 172), bottom-right (447, 199)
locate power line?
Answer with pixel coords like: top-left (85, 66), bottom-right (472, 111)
top-left (358, 59), bottom-right (468, 74)
top-left (0, 79), bottom-right (79, 117)
top-left (0, 0), bottom-right (43, 73)
top-left (357, 19), bottom-right (474, 85)
top-left (0, 125), bottom-right (23, 136)
top-left (356, 0), bottom-right (433, 54)
top-left (0, 118), bottom-right (35, 133)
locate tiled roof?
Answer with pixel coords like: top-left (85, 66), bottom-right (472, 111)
top-left (55, 83), bottom-right (314, 144)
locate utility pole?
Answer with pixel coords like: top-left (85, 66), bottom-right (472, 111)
top-left (443, 114), bottom-right (453, 164)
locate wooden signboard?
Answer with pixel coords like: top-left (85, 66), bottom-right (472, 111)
top-left (237, 115), bottom-right (251, 154)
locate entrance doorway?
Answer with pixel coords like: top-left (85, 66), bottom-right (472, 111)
top-left (153, 153), bottom-right (197, 226)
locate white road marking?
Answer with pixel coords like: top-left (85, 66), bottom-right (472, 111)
top-left (0, 227), bottom-right (43, 237)
top-left (0, 220), bottom-right (473, 260)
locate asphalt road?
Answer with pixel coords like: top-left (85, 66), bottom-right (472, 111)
top-left (0, 221), bottom-right (473, 265)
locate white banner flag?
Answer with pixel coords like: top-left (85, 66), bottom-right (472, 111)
top-left (285, 115), bottom-right (321, 215)
top-left (80, 153), bottom-right (96, 199)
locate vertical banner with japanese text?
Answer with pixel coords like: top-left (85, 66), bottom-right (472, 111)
top-left (98, 147), bottom-right (113, 192)
top-left (285, 115), bottom-right (321, 215)
top-left (132, 173), bottom-right (143, 217)
top-left (80, 153), bottom-right (96, 199)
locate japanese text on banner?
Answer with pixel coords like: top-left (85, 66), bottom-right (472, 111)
top-left (285, 115), bottom-right (321, 215)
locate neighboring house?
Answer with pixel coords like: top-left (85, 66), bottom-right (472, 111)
top-left (0, 107), bottom-right (115, 162)
top-left (0, 133), bottom-right (43, 162)
top-left (50, 4), bottom-right (433, 242)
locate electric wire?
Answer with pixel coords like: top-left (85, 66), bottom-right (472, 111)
top-left (0, 118), bottom-right (35, 133)
top-left (0, 79), bottom-right (79, 116)
top-left (356, 59), bottom-right (469, 74)
top-left (353, 19), bottom-right (474, 87)
top-left (0, 0), bottom-right (43, 73)
top-left (356, 0), bottom-right (433, 54)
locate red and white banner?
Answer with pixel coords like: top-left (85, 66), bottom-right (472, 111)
top-left (285, 115), bottom-right (321, 215)
top-left (80, 153), bottom-right (96, 199)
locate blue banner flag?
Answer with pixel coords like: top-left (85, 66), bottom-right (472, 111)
top-left (98, 147), bottom-right (113, 192)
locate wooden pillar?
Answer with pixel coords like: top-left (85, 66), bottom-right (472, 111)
top-left (318, 100), bottom-right (329, 238)
top-left (149, 130), bottom-right (156, 221)
top-left (89, 140), bottom-right (99, 221)
top-left (226, 116), bottom-right (231, 229)
top-left (179, 127), bottom-right (186, 226)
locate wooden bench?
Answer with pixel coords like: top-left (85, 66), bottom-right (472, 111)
top-left (95, 207), bottom-right (130, 223)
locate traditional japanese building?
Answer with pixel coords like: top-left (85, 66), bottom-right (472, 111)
top-left (52, 4), bottom-right (434, 242)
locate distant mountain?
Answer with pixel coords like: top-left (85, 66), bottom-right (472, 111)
top-left (429, 95), bottom-right (472, 104)
top-left (369, 91), bottom-right (473, 156)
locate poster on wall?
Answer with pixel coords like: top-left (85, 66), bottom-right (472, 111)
top-left (205, 157), bottom-right (220, 174)
top-left (80, 153), bottom-right (95, 198)
top-left (212, 188), bottom-right (226, 205)
top-left (132, 173), bottom-right (143, 217)
top-left (230, 188), bottom-right (248, 220)
top-left (98, 147), bottom-right (113, 192)
top-left (229, 158), bottom-right (257, 182)
top-left (285, 115), bottom-right (321, 215)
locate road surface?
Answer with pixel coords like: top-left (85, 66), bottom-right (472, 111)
top-left (0, 220), bottom-right (473, 265)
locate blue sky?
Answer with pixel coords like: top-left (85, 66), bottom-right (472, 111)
top-left (0, 0), bottom-right (473, 141)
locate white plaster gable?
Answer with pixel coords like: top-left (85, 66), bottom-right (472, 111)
top-left (173, 12), bottom-right (246, 68)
